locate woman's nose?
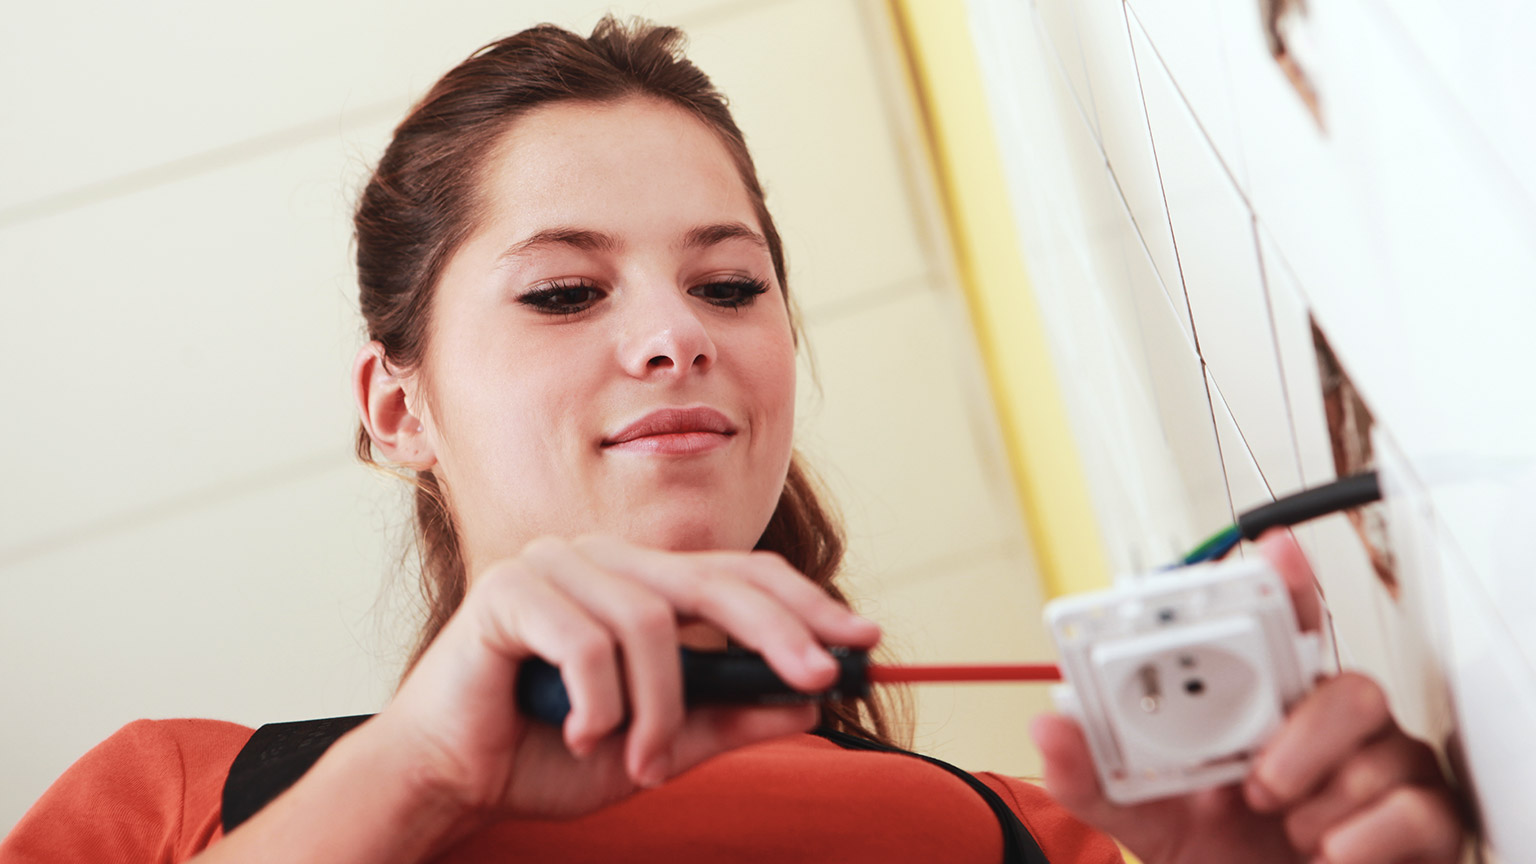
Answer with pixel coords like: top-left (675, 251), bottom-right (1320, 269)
top-left (617, 288), bottom-right (717, 379)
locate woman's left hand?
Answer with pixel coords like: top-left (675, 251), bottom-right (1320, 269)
top-left (1031, 530), bottom-right (1466, 864)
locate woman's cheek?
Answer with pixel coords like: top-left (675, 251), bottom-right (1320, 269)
top-left (754, 338), bottom-right (798, 445)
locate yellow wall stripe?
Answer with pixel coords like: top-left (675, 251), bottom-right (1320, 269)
top-left (887, 0), bottom-right (1109, 596)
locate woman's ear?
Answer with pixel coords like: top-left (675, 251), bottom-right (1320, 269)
top-left (354, 342), bottom-right (437, 470)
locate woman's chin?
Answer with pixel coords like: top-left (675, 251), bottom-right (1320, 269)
top-left (625, 508), bottom-right (762, 553)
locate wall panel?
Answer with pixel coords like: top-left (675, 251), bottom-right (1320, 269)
top-left (971, 0), bottom-right (1536, 853)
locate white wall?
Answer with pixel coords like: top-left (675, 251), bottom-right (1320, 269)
top-left (970, 0), bottom-right (1536, 858)
top-left (1, 0), bottom-right (1052, 834)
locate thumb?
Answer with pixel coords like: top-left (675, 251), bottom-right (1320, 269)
top-left (1030, 713), bottom-right (1190, 855)
top-left (1031, 713), bottom-right (1112, 818)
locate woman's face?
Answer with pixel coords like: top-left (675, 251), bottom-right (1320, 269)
top-left (415, 96), bottom-right (797, 576)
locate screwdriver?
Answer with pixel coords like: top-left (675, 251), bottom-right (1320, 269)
top-left (516, 647), bottom-right (1062, 725)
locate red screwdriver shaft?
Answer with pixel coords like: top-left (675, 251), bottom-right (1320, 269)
top-left (867, 662), bottom-right (1062, 684)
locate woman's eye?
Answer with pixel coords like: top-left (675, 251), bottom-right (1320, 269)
top-left (689, 278), bottom-right (769, 307)
top-left (518, 282), bottom-right (604, 315)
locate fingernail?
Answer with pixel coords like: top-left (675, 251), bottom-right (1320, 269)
top-left (639, 753), bottom-right (670, 789)
top-left (803, 646), bottom-right (837, 674)
top-left (565, 725), bottom-right (597, 758)
top-left (1244, 775), bottom-right (1280, 812)
top-left (853, 615), bottom-right (881, 637)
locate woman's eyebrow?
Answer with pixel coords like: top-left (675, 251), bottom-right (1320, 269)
top-left (498, 227), bottom-right (621, 264)
top-left (495, 222), bottom-right (764, 267)
top-left (681, 221), bottom-right (767, 251)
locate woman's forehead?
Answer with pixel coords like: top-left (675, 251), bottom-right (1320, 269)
top-left (478, 96), bottom-right (760, 243)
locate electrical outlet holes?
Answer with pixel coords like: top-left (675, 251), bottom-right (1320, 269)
top-left (1181, 654), bottom-right (1205, 695)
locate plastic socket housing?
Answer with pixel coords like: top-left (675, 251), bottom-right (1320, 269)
top-left (1046, 558), bottom-right (1321, 804)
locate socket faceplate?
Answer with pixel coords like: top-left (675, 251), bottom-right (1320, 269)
top-left (1047, 559), bottom-right (1319, 803)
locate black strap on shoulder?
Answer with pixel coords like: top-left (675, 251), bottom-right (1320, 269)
top-left (813, 727), bottom-right (1051, 864)
top-left (222, 714), bottom-right (374, 833)
top-left (223, 715), bottom-right (1050, 864)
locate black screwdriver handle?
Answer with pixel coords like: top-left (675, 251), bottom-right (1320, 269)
top-left (515, 647), bottom-right (871, 725)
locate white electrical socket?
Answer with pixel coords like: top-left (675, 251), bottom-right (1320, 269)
top-left (1046, 558), bottom-right (1321, 804)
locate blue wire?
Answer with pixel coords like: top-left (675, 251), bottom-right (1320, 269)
top-left (1180, 525), bottom-right (1241, 566)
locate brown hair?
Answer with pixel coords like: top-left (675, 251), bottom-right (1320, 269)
top-left (353, 16), bottom-right (904, 747)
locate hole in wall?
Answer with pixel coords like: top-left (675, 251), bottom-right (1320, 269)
top-left (1312, 318), bottom-right (1399, 598)
top-left (1261, 0), bottom-right (1325, 131)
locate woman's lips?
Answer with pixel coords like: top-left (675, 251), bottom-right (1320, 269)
top-left (605, 430), bottom-right (733, 455)
top-left (603, 406), bottom-right (737, 455)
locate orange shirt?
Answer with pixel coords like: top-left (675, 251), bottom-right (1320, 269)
top-left (2, 719), bottom-right (1122, 863)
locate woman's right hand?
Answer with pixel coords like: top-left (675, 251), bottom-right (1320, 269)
top-left (357, 534), bottom-right (881, 831)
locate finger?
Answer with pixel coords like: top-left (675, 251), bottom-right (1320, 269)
top-left (1245, 672), bottom-right (1393, 812)
top-left (1257, 528), bottom-right (1323, 632)
top-left (575, 539), bottom-right (840, 691)
top-left (1281, 732), bottom-right (1444, 854)
top-left (510, 703), bottom-right (819, 800)
top-left (502, 723), bottom-right (637, 815)
top-left (678, 571), bottom-right (838, 691)
top-left (472, 563), bottom-right (626, 755)
top-left (1317, 786), bottom-right (1464, 864)
top-left (522, 539), bottom-right (685, 786)
top-left (665, 703), bottom-right (820, 781)
top-left (731, 551), bottom-right (882, 647)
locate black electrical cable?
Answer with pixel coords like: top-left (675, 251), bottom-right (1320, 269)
top-left (1177, 470), bottom-right (1384, 565)
top-left (1235, 470), bottom-right (1381, 541)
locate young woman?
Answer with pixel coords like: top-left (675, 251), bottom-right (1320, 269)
top-left (2, 17), bottom-right (1462, 864)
